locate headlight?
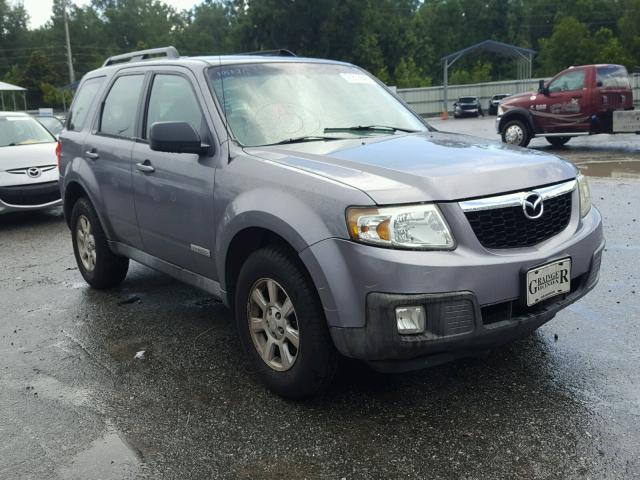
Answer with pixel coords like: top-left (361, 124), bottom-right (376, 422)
top-left (497, 105), bottom-right (505, 115)
top-left (577, 173), bottom-right (591, 217)
top-left (346, 204), bottom-right (455, 249)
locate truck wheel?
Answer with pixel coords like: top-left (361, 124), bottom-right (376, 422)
top-left (235, 247), bottom-right (339, 399)
top-left (501, 120), bottom-right (531, 147)
top-left (71, 197), bottom-right (129, 289)
top-left (545, 136), bottom-right (571, 147)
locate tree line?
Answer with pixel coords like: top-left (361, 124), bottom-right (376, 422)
top-left (1, 0), bottom-right (640, 109)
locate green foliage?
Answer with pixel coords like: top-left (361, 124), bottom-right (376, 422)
top-left (1, 0), bottom-right (639, 108)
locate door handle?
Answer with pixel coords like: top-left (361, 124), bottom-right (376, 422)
top-left (135, 160), bottom-right (155, 173)
top-left (85, 149), bottom-right (99, 160)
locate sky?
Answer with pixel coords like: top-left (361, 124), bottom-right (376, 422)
top-left (18, 0), bottom-right (201, 28)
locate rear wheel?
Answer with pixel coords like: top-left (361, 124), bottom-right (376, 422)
top-left (501, 119), bottom-right (531, 147)
top-left (71, 197), bottom-right (129, 289)
top-left (235, 247), bottom-right (339, 398)
top-left (545, 136), bottom-right (571, 147)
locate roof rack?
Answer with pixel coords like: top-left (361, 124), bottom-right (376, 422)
top-left (102, 46), bottom-right (180, 67)
top-left (241, 49), bottom-right (296, 57)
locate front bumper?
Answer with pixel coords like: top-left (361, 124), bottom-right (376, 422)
top-left (331, 243), bottom-right (602, 372)
top-left (300, 203), bottom-right (603, 369)
top-left (0, 181), bottom-right (62, 214)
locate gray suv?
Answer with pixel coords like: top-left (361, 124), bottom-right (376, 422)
top-left (59, 47), bottom-right (604, 398)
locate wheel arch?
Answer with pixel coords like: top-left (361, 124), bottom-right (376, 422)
top-left (499, 108), bottom-right (536, 135)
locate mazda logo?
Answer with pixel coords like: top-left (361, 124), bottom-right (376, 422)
top-left (523, 192), bottom-right (544, 220)
top-left (27, 167), bottom-right (41, 178)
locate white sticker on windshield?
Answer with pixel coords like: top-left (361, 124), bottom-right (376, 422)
top-left (340, 73), bottom-right (376, 85)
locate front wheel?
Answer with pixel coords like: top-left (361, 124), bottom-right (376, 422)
top-left (235, 247), bottom-right (339, 399)
top-left (501, 119), bottom-right (531, 147)
top-left (545, 136), bottom-right (571, 147)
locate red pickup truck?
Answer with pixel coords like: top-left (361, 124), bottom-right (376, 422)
top-left (496, 64), bottom-right (639, 147)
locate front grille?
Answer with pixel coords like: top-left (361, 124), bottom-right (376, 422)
top-left (465, 191), bottom-right (572, 249)
top-left (0, 181), bottom-right (60, 206)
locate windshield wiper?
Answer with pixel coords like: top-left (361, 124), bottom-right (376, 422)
top-left (323, 125), bottom-right (420, 134)
top-left (259, 135), bottom-right (344, 146)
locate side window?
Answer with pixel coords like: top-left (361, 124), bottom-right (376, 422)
top-left (99, 75), bottom-right (145, 138)
top-left (548, 70), bottom-right (585, 93)
top-left (145, 74), bottom-right (204, 138)
top-left (67, 77), bottom-right (104, 131)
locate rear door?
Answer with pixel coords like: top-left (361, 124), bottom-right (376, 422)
top-left (85, 73), bottom-right (146, 248)
top-left (538, 68), bottom-right (590, 133)
top-left (132, 68), bottom-right (217, 278)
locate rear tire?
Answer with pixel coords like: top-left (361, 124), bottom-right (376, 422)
top-left (501, 119), bottom-right (531, 147)
top-left (545, 136), bottom-right (571, 147)
top-left (235, 246), bottom-right (339, 399)
top-left (70, 197), bottom-right (129, 289)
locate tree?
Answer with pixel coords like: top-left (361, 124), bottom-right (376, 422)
top-left (538, 17), bottom-right (594, 74)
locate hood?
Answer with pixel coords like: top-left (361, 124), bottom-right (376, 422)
top-left (501, 91), bottom-right (537, 106)
top-left (244, 132), bottom-right (577, 205)
top-left (0, 142), bottom-right (58, 172)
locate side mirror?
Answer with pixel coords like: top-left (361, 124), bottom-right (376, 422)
top-left (149, 121), bottom-right (209, 155)
top-left (538, 79), bottom-right (547, 94)
top-left (596, 80), bottom-right (603, 87)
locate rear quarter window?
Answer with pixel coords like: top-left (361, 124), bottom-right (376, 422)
top-left (597, 66), bottom-right (631, 89)
top-left (67, 77), bottom-right (105, 131)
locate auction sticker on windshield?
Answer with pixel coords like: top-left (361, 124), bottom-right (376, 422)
top-left (526, 258), bottom-right (571, 306)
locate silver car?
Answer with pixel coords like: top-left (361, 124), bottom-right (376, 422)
top-left (59, 47), bottom-right (603, 398)
top-left (1, 112), bottom-right (61, 214)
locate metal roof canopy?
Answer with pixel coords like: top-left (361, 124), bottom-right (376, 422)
top-left (441, 40), bottom-right (536, 117)
top-left (0, 81), bottom-right (27, 111)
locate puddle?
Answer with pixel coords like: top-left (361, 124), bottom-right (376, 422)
top-left (57, 430), bottom-right (141, 480)
top-left (576, 160), bottom-right (640, 178)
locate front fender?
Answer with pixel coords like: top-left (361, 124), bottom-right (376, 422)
top-left (215, 187), bottom-right (346, 291)
top-left (499, 107), bottom-right (536, 134)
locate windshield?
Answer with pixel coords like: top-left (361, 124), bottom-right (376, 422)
top-left (208, 62), bottom-right (428, 147)
top-left (0, 116), bottom-right (55, 147)
top-left (459, 97), bottom-right (477, 103)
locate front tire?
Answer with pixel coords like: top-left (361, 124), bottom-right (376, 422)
top-left (235, 247), bottom-right (339, 399)
top-left (501, 119), bottom-right (531, 147)
top-left (545, 136), bottom-right (571, 147)
top-left (71, 197), bottom-right (129, 289)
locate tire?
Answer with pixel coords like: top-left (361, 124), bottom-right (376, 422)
top-left (70, 197), bottom-right (129, 289)
top-left (545, 136), bottom-right (571, 147)
top-left (235, 246), bottom-right (339, 399)
top-left (501, 119), bottom-right (531, 147)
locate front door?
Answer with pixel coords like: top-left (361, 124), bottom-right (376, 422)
top-left (132, 70), bottom-right (217, 278)
top-left (536, 68), bottom-right (590, 133)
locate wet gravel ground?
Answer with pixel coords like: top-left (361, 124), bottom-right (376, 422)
top-left (1, 176), bottom-right (639, 477)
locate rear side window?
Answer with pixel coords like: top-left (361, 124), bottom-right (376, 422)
top-left (100, 75), bottom-right (145, 138)
top-left (549, 70), bottom-right (585, 93)
top-left (67, 77), bottom-right (104, 131)
top-left (597, 66), bottom-right (630, 89)
top-left (144, 74), bottom-right (204, 138)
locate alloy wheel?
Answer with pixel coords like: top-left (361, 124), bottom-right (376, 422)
top-left (247, 278), bottom-right (300, 371)
top-left (76, 214), bottom-right (96, 271)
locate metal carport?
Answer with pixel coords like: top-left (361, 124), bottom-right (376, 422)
top-left (441, 40), bottom-right (535, 118)
top-left (0, 81), bottom-right (27, 111)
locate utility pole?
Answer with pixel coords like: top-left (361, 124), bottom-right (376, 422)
top-left (62, 0), bottom-right (75, 84)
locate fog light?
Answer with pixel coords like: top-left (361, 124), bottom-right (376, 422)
top-left (396, 306), bottom-right (426, 334)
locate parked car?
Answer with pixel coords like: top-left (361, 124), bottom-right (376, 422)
top-left (0, 112), bottom-right (61, 214)
top-left (488, 93), bottom-right (511, 115)
top-left (59, 47), bottom-right (604, 398)
top-left (453, 97), bottom-right (483, 118)
top-left (34, 115), bottom-right (64, 137)
top-left (497, 64), bottom-right (639, 147)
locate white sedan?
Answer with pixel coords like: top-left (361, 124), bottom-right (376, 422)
top-left (0, 112), bottom-right (61, 214)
